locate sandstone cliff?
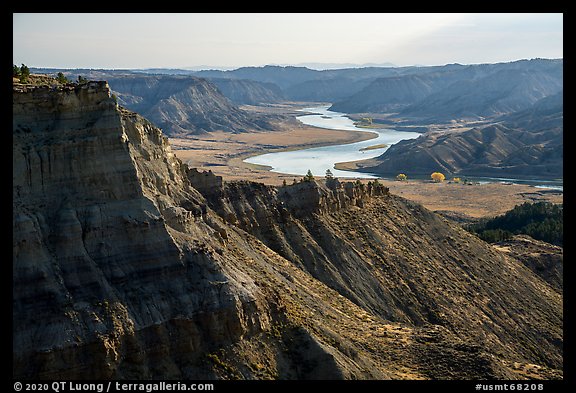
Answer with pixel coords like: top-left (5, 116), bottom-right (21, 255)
top-left (13, 81), bottom-right (274, 378)
top-left (13, 80), bottom-right (562, 380)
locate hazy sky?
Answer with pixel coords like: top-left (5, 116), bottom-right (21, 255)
top-left (13, 13), bottom-right (563, 69)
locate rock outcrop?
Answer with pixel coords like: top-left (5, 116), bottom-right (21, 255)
top-left (494, 235), bottom-right (563, 293)
top-left (13, 80), bottom-right (562, 380)
top-left (105, 75), bottom-right (272, 136)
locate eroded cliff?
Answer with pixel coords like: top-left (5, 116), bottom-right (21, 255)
top-left (192, 172), bottom-right (563, 377)
top-left (13, 80), bottom-right (562, 380)
top-left (14, 81), bottom-right (270, 378)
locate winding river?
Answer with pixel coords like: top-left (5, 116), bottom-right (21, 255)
top-left (244, 105), bottom-right (563, 191)
top-left (244, 105), bottom-right (421, 178)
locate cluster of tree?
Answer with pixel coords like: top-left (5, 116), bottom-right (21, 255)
top-left (466, 202), bottom-right (563, 246)
top-left (295, 169), bottom-right (335, 183)
top-left (395, 172), bottom-right (449, 182)
top-left (395, 173), bottom-right (478, 184)
top-left (12, 65), bottom-right (90, 86)
top-left (280, 169), bottom-right (319, 186)
top-left (55, 73), bottom-right (88, 85)
top-left (13, 64), bottom-right (30, 83)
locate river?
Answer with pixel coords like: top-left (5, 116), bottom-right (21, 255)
top-left (244, 105), bottom-right (563, 191)
top-left (244, 105), bottom-right (421, 178)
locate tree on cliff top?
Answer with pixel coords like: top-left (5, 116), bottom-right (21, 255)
top-left (13, 64), bottom-right (30, 83)
top-left (56, 72), bottom-right (69, 84)
top-left (303, 169), bottom-right (315, 182)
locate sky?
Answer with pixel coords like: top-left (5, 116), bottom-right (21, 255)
top-left (13, 13), bottom-right (563, 70)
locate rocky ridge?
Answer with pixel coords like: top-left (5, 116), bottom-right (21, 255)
top-left (330, 59), bottom-right (563, 118)
top-left (352, 91), bottom-right (563, 180)
top-left (207, 78), bottom-right (286, 105)
top-left (105, 75), bottom-right (273, 136)
top-left (13, 80), bottom-right (562, 379)
top-left (493, 235), bottom-right (563, 293)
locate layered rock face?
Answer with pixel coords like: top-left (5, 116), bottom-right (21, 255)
top-left (105, 75), bottom-right (272, 136)
top-left (13, 82), bottom-right (273, 378)
top-left (13, 81), bottom-right (562, 380)
top-left (194, 174), bottom-right (562, 378)
top-left (354, 121), bottom-right (562, 179)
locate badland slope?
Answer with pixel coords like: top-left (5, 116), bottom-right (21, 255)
top-left (105, 75), bottom-right (272, 135)
top-left (352, 91), bottom-right (563, 179)
top-left (13, 79), bottom-right (562, 379)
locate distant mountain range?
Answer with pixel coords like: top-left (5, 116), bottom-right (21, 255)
top-left (35, 59), bottom-right (562, 120)
top-left (330, 59), bottom-right (563, 119)
top-left (32, 59), bottom-right (562, 178)
top-left (352, 91), bottom-right (563, 179)
top-left (208, 78), bottom-right (285, 105)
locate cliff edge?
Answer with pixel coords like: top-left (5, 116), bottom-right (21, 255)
top-left (13, 80), bottom-right (562, 379)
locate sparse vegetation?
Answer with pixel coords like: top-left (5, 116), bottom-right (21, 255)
top-left (205, 351), bottom-right (242, 378)
top-left (396, 173), bottom-right (408, 181)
